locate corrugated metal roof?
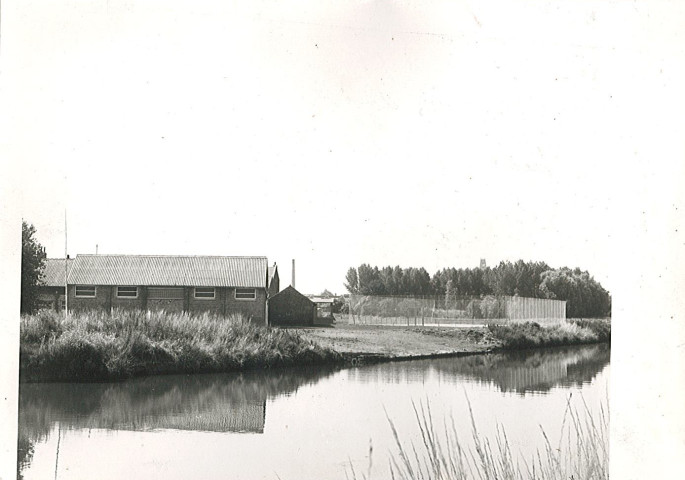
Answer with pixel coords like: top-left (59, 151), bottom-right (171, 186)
top-left (42, 258), bottom-right (73, 287)
top-left (68, 255), bottom-right (268, 288)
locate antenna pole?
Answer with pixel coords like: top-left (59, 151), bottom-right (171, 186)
top-left (64, 210), bottom-right (68, 319)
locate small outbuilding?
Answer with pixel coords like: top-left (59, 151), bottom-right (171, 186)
top-left (37, 258), bottom-right (73, 311)
top-left (268, 286), bottom-right (315, 327)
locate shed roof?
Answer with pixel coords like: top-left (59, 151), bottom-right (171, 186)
top-left (67, 255), bottom-right (268, 288)
top-left (308, 297), bottom-right (335, 304)
top-left (42, 258), bottom-right (73, 287)
top-left (270, 285), bottom-right (314, 304)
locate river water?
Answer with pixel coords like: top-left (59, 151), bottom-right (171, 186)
top-left (18, 343), bottom-right (609, 480)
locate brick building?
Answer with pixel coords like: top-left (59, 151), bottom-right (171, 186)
top-left (66, 255), bottom-right (279, 325)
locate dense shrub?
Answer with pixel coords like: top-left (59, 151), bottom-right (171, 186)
top-left (487, 319), bottom-right (610, 349)
top-left (569, 318), bottom-right (611, 341)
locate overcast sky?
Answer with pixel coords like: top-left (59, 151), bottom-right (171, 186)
top-left (4, 0), bottom-right (684, 294)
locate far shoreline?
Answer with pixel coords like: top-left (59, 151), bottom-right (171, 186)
top-left (297, 321), bottom-right (610, 367)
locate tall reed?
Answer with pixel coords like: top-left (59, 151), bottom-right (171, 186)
top-left (348, 395), bottom-right (608, 480)
top-left (20, 309), bottom-right (342, 382)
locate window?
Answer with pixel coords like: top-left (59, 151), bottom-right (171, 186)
top-left (235, 288), bottom-right (256, 300)
top-left (194, 287), bottom-right (215, 299)
top-left (117, 286), bottom-right (138, 298)
top-left (75, 285), bottom-right (96, 297)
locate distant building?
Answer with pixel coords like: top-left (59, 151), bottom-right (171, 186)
top-left (267, 263), bottom-right (280, 297)
top-left (308, 296), bottom-right (335, 318)
top-left (66, 255), bottom-right (277, 325)
top-left (480, 259), bottom-right (487, 269)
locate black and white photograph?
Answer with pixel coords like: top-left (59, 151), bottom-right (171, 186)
top-left (2, 1), bottom-right (684, 479)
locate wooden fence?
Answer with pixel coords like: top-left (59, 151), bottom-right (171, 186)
top-left (343, 295), bottom-right (566, 326)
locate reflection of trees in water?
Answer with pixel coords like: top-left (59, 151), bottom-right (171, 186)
top-left (437, 343), bottom-right (610, 394)
top-left (18, 345), bottom-right (610, 476)
top-left (17, 436), bottom-right (33, 480)
top-left (18, 365), bottom-right (338, 474)
top-left (349, 344), bottom-right (610, 395)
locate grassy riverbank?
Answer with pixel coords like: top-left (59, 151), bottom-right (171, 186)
top-left (20, 311), bottom-right (610, 382)
top-left (19, 310), bottom-right (342, 382)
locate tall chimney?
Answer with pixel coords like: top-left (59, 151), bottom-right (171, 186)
top-left (291, 259), bottom-right (295, 288)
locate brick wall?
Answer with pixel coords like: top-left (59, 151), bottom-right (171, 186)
top-left (68, 285), bottom-right (113, 312)
top-left (188, 287), bottom-right (225, 315)
top-left (111, 286), bottom-right (146, 310)
top-left (222, 288), bottom-right (267, 325)
top-left (185, 287), bottom-right (266, 324)
top-left (68, 285), bottom-right (267, 324)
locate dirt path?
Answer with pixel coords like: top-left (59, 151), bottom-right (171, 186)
top-left (295, 324), bottom-right (500, 359)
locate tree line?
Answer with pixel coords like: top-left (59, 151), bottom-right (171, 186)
top-left (21, 221), bottom-right (47, 314)
top-left (344, 260), bottom-right (611, 318)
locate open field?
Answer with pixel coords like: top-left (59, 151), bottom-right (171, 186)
top-left (295, 324), bottom-right (498, 359)
top-left (296, 318), bottom-right (611, 360)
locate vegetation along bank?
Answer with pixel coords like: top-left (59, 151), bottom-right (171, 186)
top-left (19, 309), bottom-right (342, 383)
top-left (19, 309), bottom-right (610, 382)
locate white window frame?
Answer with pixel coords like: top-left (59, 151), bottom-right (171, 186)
top-left (75, 285), bottom-right (97, 298)
top-left (194, 287), bottom-right (216, 300)
top-left (235, 288), bottom-right (257, 301)
top-left (116, 286), bottom-right (138, 299)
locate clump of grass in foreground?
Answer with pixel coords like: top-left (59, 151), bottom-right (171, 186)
top-left (348, 396), bottom-right (608, 480)
top-left (487, 318), bottom-right (610, 349)
top-left (20, 309), bottom-right (342, 382)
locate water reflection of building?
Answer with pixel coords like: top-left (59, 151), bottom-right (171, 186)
top-left (127, 401), bottom-right (267, 433)
top-left (19, 366), bottom-right (336, 444)
top-left (348, 344), bottom-right (610, 395)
